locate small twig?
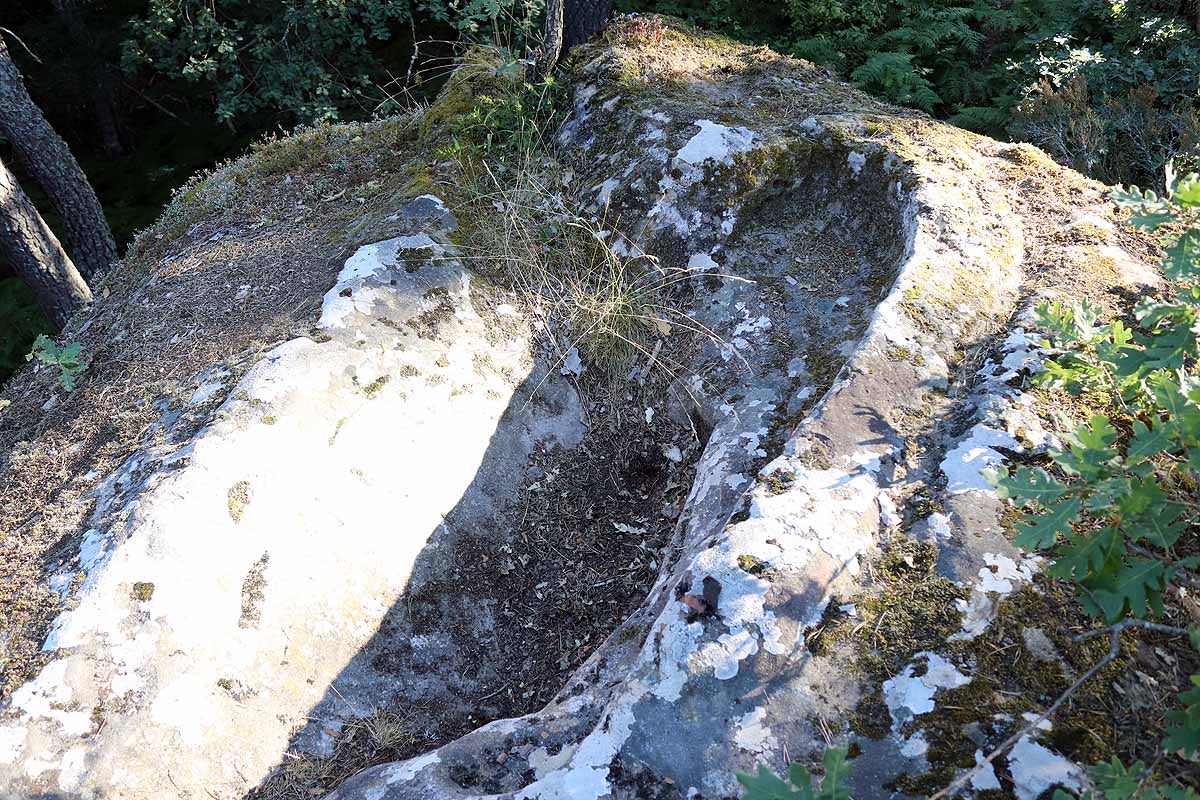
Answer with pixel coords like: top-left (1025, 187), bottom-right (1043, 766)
top-left (1073, 618), bottom-right (1187, 642)
top-left (120, 78), bottom-right (183, 121)
top-left (405, 18), bottom-right (421, 91)
top-left (930, 619), bottom-right (1188, 800)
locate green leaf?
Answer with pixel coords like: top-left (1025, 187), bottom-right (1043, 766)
top-left (994, 465), bottom-right (1067, 506)
top-left (1172, 176), bottom-right (1200, 207)
top-left (738, 764), bottom-right (807, 800)
top-left (1163, 229), bottom-right (1200, 280)
top-left (1089, 557), bottom-right (1166, 620)
top-left (1072, 414), bottom-right (1118, 451)
top-left (1072, 300), bottom-right (1103, 340)
top-left (738, 747), bottom-right (853, 800)
top-left (817, 746), bottom-right (851, 800)
top-left (1126, 419), bottom-right (1172, 463)
top-left (1149, 374), bottom-right (1200, 437)
top-left (1128, 209), bottom-right (1177, 230)
top-left (1084, 476), bottom-right (1133, 512)
top-left (1165, 674), bottom-right (1200, 757)
top-left (1126, 500), bottom-right (1187, 548)
top-left (1053, 525), bottom-right (1123, 585)
top-left (1089, 757), bottom-right (1146, 797)
top-left (789, 763), bottom-right (814, 796)
top-left (1056, 415), bottom-right (1119, 480)
top-left (1014, 496), bottom-right (1081, 550)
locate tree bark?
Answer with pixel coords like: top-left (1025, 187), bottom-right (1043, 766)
top-left (532, 0), bottom-right (565, 79)
top-left (532, 0), bottom-right (610, 77)
top-left (563, 0), bottom-right (612, 51)
top-left (0, 155), bottom-right (93, 329)
top-left (0, 33), bottom-right (117, 280)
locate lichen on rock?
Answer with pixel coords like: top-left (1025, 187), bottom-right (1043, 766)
top-left (0, 13), bottom-right (1173, 800)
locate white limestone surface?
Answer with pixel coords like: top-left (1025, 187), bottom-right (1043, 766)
top-left (0, 218), bottom-right (547, 799)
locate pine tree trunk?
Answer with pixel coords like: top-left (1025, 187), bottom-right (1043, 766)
top-left (563, 0), bottom-right (612, 50)
top-left (532, 0), bottom-right (565, 79)
top-left (0, 34), bottom-right (117, 280)
top-left (0, 156), bottom-right (93, 329)
top-left (90, 66), bottom-right (126, 159)
top-left (532, 0), bottom-right (610, 77)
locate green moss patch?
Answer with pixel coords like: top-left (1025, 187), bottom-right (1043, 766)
top-left (737, 554), bottom-right (780, 581)
top-left (888, 581), bottom-right (1134, 792)
top-left (362, 376), bottom-right (390, 398)
top-left (810, 540), bottom-right (966, 678)
top-left (227, 480), bottom-right (252, 524)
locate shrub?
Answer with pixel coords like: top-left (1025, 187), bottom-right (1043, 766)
top-left (122, 0), bottom-right (545, 125)
top-left (621, 0), bottom-right (1200, 188)
top-left (995, 171), bottom-right (1200, 795)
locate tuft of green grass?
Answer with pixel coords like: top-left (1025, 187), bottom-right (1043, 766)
top-left (456, 160), bottom-right (725, 376)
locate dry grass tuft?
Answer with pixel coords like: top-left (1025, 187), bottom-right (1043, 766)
top-left (453, 155), bottom-right (731, 381)
top-left (250, 707), bottom-right (431, 800)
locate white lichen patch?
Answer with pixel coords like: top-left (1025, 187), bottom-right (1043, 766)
top-left (899, 731), bottom-right (929, 759)
top-left (926, 511), bottom-right (952, 540)
top-left (940, 424), bottom-right (1019, 495)
top-left (878, 490), bottom-right (902, 530)
top-left (643, 118), bottom-right (760, 240)
top-left (189, 369), bottom-right (230, 405)
top-left (320, 234), bottom-right (439, 329)
top-left (942, 319), bottom-right (1062, 496)
top-left (383, 751), bottom-right (441, 786)
top-left (883, 652), bottom-right (971, 727)
top-left (953, 554), bottom-right (1042, 640)
top-left (594, 178), bottom-right (620, 207)
top-left (977, 553), bottom-right (1039, 594)
top-left (676, 120), bottom-right (756, 166)
top-left (969, 749), bottom-right (1002, 791)
top-left (1008, 736), bottom-right (1083, 800)
top-left (682, 448), bottom-right (887, 684)
top-left (734, 707), bottom-right (775, 757)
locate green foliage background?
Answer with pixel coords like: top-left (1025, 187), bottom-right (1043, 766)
top-left (120, 0), bottom-right (545, 124)
top-left (620, 0), bottom-right (1200, 188)
top-left (0, 278), bottom-right (50, 385)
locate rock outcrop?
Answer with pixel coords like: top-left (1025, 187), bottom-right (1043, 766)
top-left (0, 15), bottom-right (1165, 800)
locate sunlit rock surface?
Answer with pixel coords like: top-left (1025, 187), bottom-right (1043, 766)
top-left (0, 16), bottom-right (1161, 800)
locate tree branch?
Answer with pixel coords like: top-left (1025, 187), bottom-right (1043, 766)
top-left (929, 619), bottom-right (1188, 800)
top-left (0, 27), bottom-right (42, 63)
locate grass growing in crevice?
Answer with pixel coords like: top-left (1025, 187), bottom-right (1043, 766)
top-left (251, 706), bottom-right (440, 800)
top-left (412, 49), bottom-right (746, 387)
